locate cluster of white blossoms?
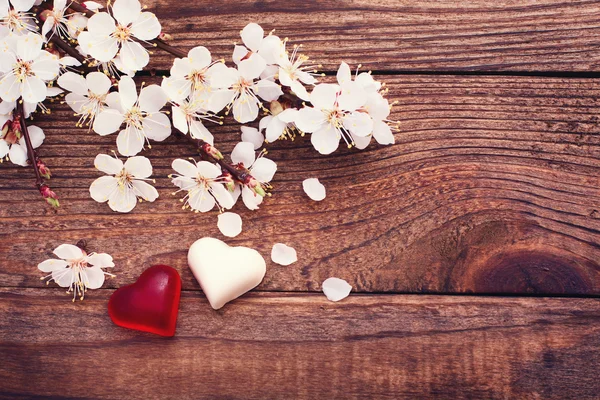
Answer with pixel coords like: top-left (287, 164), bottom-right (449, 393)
top-left (1, 0), bottom-right (397, 235)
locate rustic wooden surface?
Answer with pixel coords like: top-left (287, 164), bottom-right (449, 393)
top-left (1, 0), bottom-right (600, 399)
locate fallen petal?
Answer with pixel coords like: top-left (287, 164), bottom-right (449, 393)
top-left (302, 178), bottom-right (326, 201)
top-left (271, 243), bottom-right (297, 266)
top-left (217, 212), bottom-right (243, 238)
top-left (322, 277), bottom-right (352, 302)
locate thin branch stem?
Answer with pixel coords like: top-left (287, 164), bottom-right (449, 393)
top-left (49, 34), bottom-right (87, 64)
top-left (16, 102), bottom-right (43, 188)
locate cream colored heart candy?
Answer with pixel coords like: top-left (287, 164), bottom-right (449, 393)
top-left (187, 237), bottom-right (266, 310)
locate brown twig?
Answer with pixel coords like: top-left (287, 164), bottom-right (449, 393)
top-left (49, 34), bottom-right (87, 64)
top-left (16, 102), bottom-right (43, 188)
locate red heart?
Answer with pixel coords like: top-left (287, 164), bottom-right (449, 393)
top-left (108, 265), bottom-right (181, 337)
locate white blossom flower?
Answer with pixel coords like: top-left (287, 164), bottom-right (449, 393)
top-left (277, 43), bottom-right (319, 101)
top-left (161, 46), bottom-right (233, 102)
top-left (41, 0), bottom-right (84, 40)
top-left (207, 53), bottom-right (283, 123)
top-left (58, 71), bottom-right (112, 128)
top-left (322, 277), bottom-right (352, 302)
top-left (302, 178), bottom-right (326, 201)
top-left (240, 125), bottom-right (263, 149)
top-left (0, 33), bottom-right (61, 103)
top-left (233, 23), bottom-right (284, 65)
top-left (170, 158), bottom-right (234, 212)
top-left (0, 123), bottom-right (44, 166)
top-left (294, 82), bottom-right (373, 154)
top-left (260, 108), bottom-right (299, 143)
top-left (90, 153), bottom-right (159, 212)
top-left (271, 243), bottom-right (297, 266)
top-left (93, 76), bottom-right (171, 156)
top-left (0, 0), bottom-right (37, 35)
top-left (77, 0), bottom-right (161, 72)
top-left (38, 243), bottom-right (115, 301)
top-left (217, 212), bottom-right (242, 238)
top-left (231, 141), bottom-right (277, 210)
top-left (171, 95), bottom-right (216, 145)
top-left (337, 62), bottom-right (395, 147)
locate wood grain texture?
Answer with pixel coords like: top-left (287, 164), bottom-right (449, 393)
top-left (1, 289), bottom-right (599, 399)
top-left (143, 0), bottom-right (600, 72)
top-left (1, 75), bottom-right (599, 295)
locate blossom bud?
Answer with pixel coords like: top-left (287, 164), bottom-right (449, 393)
top-left (37, 159), bottom-right (52, 179)
top-left (246, 177), bottom-right (266, 197)
top-left (220, 171), bottom-right (235, 192)
top-left (39, 185), bottom-right (60, 208)
top-left (269, 100), bottom-right (284, 116)
top-left (39, 9), bottom-right (52, 22)
top-left (1, 120), bottom-right (9, 137)
top-left (159, 32), bottom-right (173, 42)
top-left (10, 119), bottom-right (22, 140)
top-left (200, 142), bottom-right (223, 160)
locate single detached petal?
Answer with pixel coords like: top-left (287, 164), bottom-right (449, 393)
top-left (240, 22), bottom-right (264, 52)
top-left (89, 175), bottom-right (119, 203)
top-left (217, 212), bottom-right (243, 238)
top-left (322, 277), bottom-right (352, 302)
top-left (230, 141), bottom-right (256, 167)
top-left (94, 154), bottom-right (123, 174)
top-left (241, 126), bottom-right (264, 149)
top-left (38, 258), bottom-right (69, 272)
top-left (131, 180), bottom-right (158, 201)
top-left (124, 155), bottom-right (152, 178)
top-left (82, 266), bottom-right (105, 289)
top-left (302, 178), bottom-right (326, 201)
top-left (138, 84), bottom-right (167, 113)
top-left (271, 243), bottom-right (298, 266)
top-left (53, 244), bottom-right (84, 260)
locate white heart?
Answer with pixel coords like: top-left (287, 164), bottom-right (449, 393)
top-left (187, 237), bottom-right (266, 310)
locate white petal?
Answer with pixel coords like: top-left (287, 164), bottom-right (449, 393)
top-left (138, 84), bottom-right (167, 113)
top-left (254, 79), bottom-right (282, 102)
top-left (211, 183), bottom-right (235, 209)
top-left (251, 157), bottom-right (277, 183)
top-left (8, 143), bottom-right (27, 166)
top-left (336, 61), bottom-right (352, 85)
top-left (108, 184), bottom-right (137, 212)
top-left (17, 33), bottom-right (42, 61)
top-left (53, 244), bottom-right (84, 260)
top-left (230, 141), bottom-right (256, 167)
top-left (58, 72), bottom-right (87, 95)
top-left (86, 12), bottom-right (116, 36)
top-left (0, 74), bottom-right (20, 102)
top-left (207, 63), bottom-right (237, 89)
top-left (171, 105), bottom-right (188, 134)
top-left (112, 0), bottom-right (141, 26)
top-left (188, 46), bottom-right (211, 69)
top-left (124, 155), bottom-right (152, 178)
top-left (21, 76), bottom-right (47, 104)
top-left (241, 185), bottom-right (262, 210)
top-left (31, 52), bottom-right (60, 81)
top-left (89, 175), bottom-right (118, 202)
top-left (241, 126), bottom-right (264, 149)
top-left (322, 277), bottom-right (352, 302)
top-left (38, 259), bottom-right (69, 272)
top-left (352, 133), bottom-right (372, 150)
top-left (104, 92), bottom-right (122, 112)
top-left (52, 269), bottom-right (75, 288)
top-left (172, 159), bottom-right (197, 177)
top-left (0, 140), bottom-right (8, 158)
top-left (116, 126), bottom-right (145, 156)
top-left (142, 112), bottom-right (171, 141)
top-left (232, 45), bottom-right (249, 64)
top-left (86, 253), bottom-right (114, 268)
top-left (59, 56), bottom-right (82, 67)
top-left (258, 35), bottom-right (284, 65)
top-left (302, 178), bottom-right (326, 201)
top-left (118, 75), bottom-right (137, 110)
top-left (217, 212), bottom-right (242, 238)
top-left (278, 108), bottom-right (298, 123)
top-left (12, 0), bottom-right (35, 12)
top-left (130, 11), bottom-right (161, 40)
top-left (265, 115), bottom-right (286, 142)
top-left (372, 120), bottom-right (395, 145)
top-left (121, 40), bottom-right (149, 71)
top-left (290, 80), bottom-right (310, 102)
top-left (188, 187), bottom-right (215, 212)
top-left (207, 89), bottom-right (235, 113)
top-left (294, 107), bottom-right (325, 133)
top-left (161, 76), bottom-right (190, 102)
top-left (131, 180), bottom-right (158, 201)
top-left (311, 124), bottom-right (340, 155)
top-left (365, 92), bottom-right (390, 121)
top-left (239, 53), bottom-right (266, 81)
top-left (26, 125), bottom-right (44, 148)
top-left (310, 83), bottom-right (339, 110)
top-left (93, 109), bottom-right (124, 135)
top-left (342, 112), bottom-right (373, 137)
top-left (82, 266), bottom-right (105, 289)
top-left (86, 71), bottom-right (112, 95)
top-left (87, 36), bottom-right (119, 63)
top-left (240, 23), bottom-right (264, 52)
top-left (356, 72), bottom-right (381, 93)
top-left (232, 92), bottom-right (258, 123)
top-left (83, 1), bottom-right (103, 10)
top-left (338, 81), bottom-right (367, 111)
top-left (271, 243), bottom-right (297, 266)
top-left (196, 160), bottom-right (221, 179)
top-left (189, 120), bottom-right (214, 144)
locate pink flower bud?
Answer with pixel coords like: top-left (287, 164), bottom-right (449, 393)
top-left (220, 171), bottom-right (235, 192)
top-left (159, 32), bottom-right (173, 42)
top-left (246, 177), bottom-right (266, 197)
top-left (201, 142), bottom-right (223, 160)
top-left (37, 159), bottom-right (52, 179)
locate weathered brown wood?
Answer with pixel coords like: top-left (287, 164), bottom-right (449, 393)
top-left (141, 0), bottom-right (600, 72)
top-left (1, 75), bottom-right (599, 295)
top-left (0, 289), bottom-right (599, 399)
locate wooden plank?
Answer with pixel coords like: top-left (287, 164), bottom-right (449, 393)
top-left (0, 289), bottom-right (599, 399)
top-left (1, 75), bottom-right (600, 294)
top-left (142, 0), bottom-right (600, 72)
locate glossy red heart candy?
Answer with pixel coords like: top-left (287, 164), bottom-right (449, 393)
top-left (108, 265), bottom-right (181, 337)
